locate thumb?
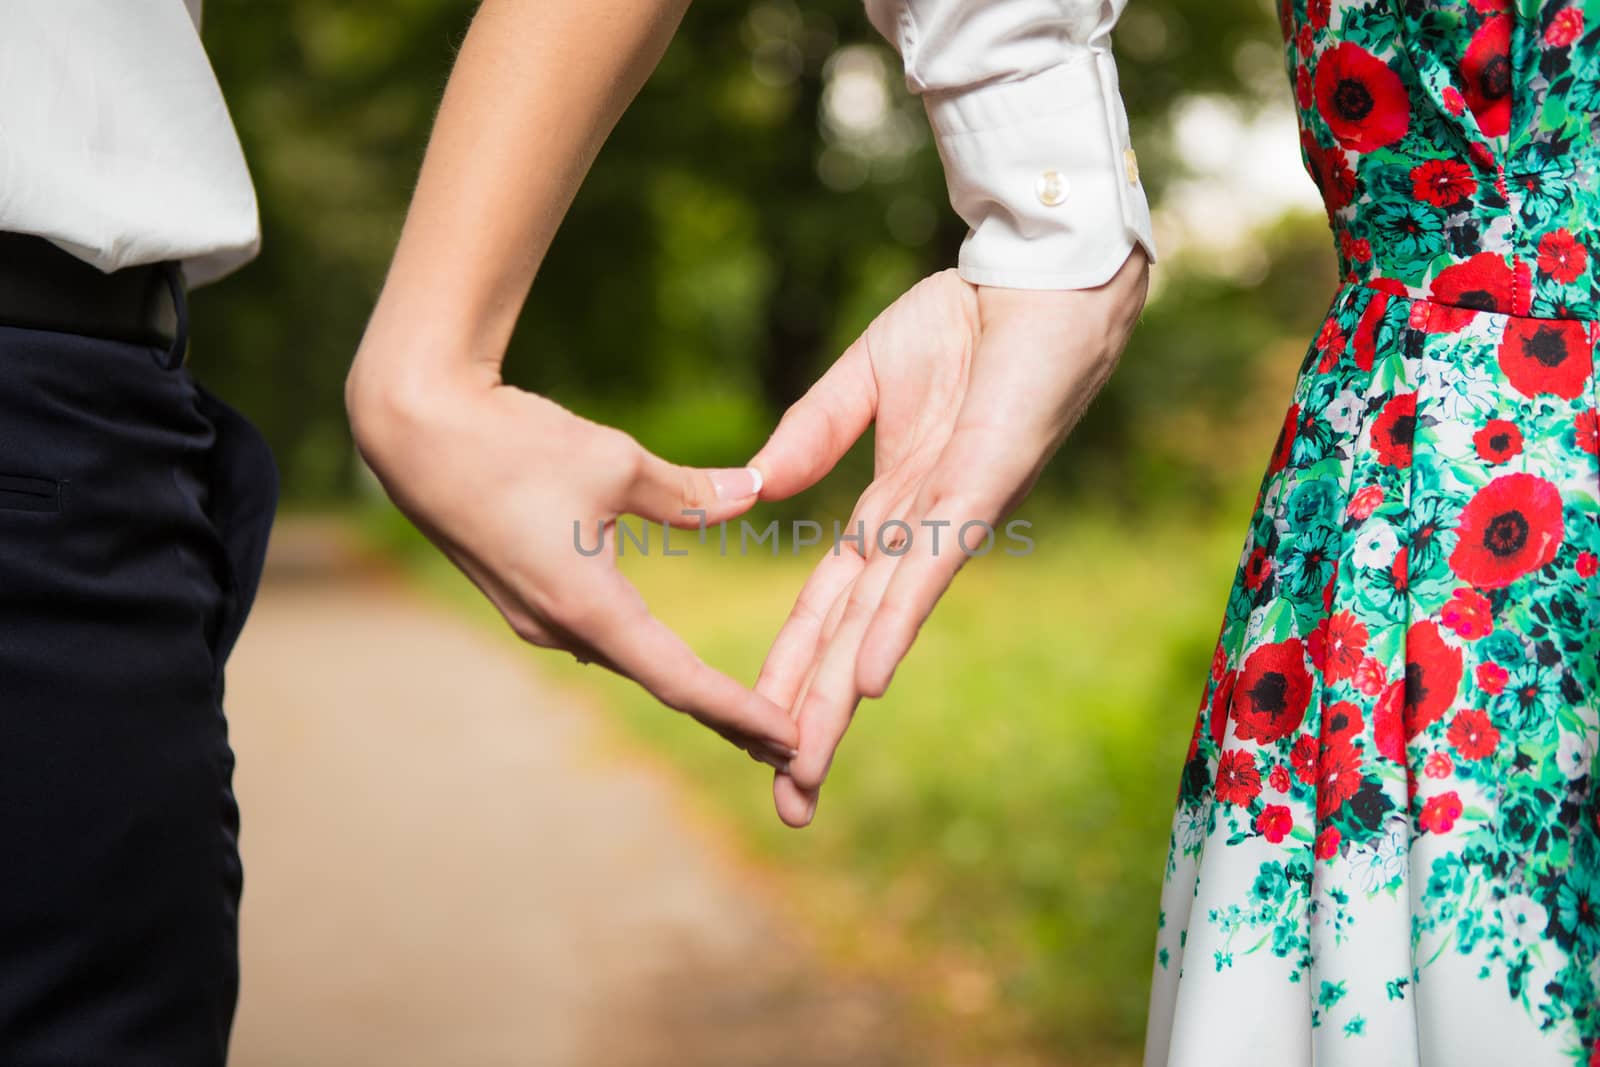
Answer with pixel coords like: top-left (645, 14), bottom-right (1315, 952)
top-left (748, 336), bottom-right (876, 500)
top-left (625, 448), bottom-right (765, 529)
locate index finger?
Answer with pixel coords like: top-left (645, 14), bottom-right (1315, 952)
top-left (854, 431), bottom-right (1026, 699)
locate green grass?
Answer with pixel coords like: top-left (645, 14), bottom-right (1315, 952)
top-left (358, 491), bottom-right (1254, 1063)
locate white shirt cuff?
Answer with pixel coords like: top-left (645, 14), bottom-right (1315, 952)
top-left (922, 52), bottom-right (1158, 290)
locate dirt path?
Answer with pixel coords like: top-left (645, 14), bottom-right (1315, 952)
top-left (223, 518), bottom-right (934, 1067)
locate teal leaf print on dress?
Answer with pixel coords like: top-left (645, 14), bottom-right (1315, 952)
top-left (1142, 2), bottom-right (1600, 1063)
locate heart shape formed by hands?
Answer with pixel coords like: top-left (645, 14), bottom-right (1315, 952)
top-left (349, 357), bottom-right (804, 771)
top-left (732, 255), bottom-right (1149, 828)
top-left (350, 253), bottom-right (1146, 828)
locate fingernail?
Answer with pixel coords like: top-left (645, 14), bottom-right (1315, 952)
top-left (709, 466), bottom-right (762, 501)
top-left (803, 794), bottom-right (818, 822)
top-left (748, 747), bottom-right (790, 774)
top-left (764, 741), bottom-right (800, 762)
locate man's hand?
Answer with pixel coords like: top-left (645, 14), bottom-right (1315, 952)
top-left (751, 248), bottom-right (1149, 827)
top-left (346, 362), bottom-right (799, 768)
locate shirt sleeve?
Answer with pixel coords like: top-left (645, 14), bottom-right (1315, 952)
top-left (863, 0), bottom-right (1158, 290)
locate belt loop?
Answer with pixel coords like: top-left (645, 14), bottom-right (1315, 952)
top-left (160, 262), bottom-right (189, 371)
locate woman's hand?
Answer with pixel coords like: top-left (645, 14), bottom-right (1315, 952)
top-left (346, 360), bottom-right (799, 767)
top-left (752, 247), bottom-right (1150, 826)
top-left (344, 0), bottom-right (803, 769)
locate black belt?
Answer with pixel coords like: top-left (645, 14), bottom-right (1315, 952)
top-left (0, 232), bottom-right (185, 361)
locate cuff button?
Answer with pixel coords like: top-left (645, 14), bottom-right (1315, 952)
top-left (1035, 169), bottom-right (1069, 206)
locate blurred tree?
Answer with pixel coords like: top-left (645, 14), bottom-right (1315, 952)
top-left (188, 0), bottom-right (1348, 1060)
top-left (194, 0), bottom-right (1335, 510)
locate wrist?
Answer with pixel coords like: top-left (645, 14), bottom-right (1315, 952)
top-left (978, 243), bottom-right (1147, 323)
top-left (346, 331), bottom-right (494, 476)
top-left (974, 245), bottom-right (1148, 374)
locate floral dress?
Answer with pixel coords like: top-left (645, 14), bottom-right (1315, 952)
top-left (1143, 2), bottom-right (1600, 1064)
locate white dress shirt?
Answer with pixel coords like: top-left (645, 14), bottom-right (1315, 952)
top-left (866, 0), bottom-right (1158, 288)
top-left (0, 1), bottom-right (1152, 292)
top-left (0, 1), bottom-right (259, 286)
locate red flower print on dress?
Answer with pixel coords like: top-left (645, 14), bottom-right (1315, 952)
top-left (1403, 620), bottom-right (1465, 738)
top-left (1545, 7), bottom-right (1585, 47)
top-left (1216, 750), bottom-right (1263, 806)
top-left (1498, 318), bottom-right (1592, 399)
top-left (1317, 319), bottom-right (1344, 349)
top-left (1268, 402), bottom-right (1299, 476)
top-left (1467, 139), bottom-right (1498, 173)
top-left (1351, 293), bottom-right (1386, 370)
top-left (1316, 738), bottom-right (1365, 819)
top-left (1314, 43), bottom-right (1410, 152)
top-left (1391, 544), bottom-right (1411, 596)
top-left (1429, 253), bottom-right (1527, 322)
top-left (1419, 791), bottom-right (1464, 834)
top-left (1347, 484), bottom-right (1384, 520)
top-left (1338, 230), bottom-right (1375, 266)
top-left (1411, 159), bottom-right (1477, 207)
top-left (1472, 418), bottom-right (1523, 463)
top-left (1256, 805), bottom-right (1294, 844)
top-left (1353, 655), bottom-right (1387, 696)
top-left (1447, 707), bottom-right (1499, 760)
top-left (1324, 612), bottom-right (1370, 682)
top-left (1373, 680), bottom-right (1408, 762)
top-left (1243, 546), bottom-right (1273, 590)
top-left (1147, 0), bottom-right (1600, 1033)
top-left (1373, 392), bottom-right (1417, 467)
top-left (1449, 472), bottom-right (1566, 588)
top-left (1476, 661), bottom-right (1509, 695)
top-left (1302, 133), bottom-right (1359, 214)
top-left (1209, 670), bottom-right (1236, 748)
top-left (1323, 700), bottom-right (1365, 742)
top-left (1537, 230), bottom-right (1588, 283)
top-left (1315, 320), bottom-right (1346, 372)
top-left (1291, 735), bottom-right (1319, 785)
top-left (1232, 639), bottom-right (1314, 744)
top-left (1462, 15), bottom-right (1512, 138)
top-left (1307, 616), bottom-right (1329, 672)
top-left (1576, 408), bottom-right (1600, 456)
top-left (1440, 587), bottom-right (1495, 639)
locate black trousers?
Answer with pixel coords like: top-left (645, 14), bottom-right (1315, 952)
top-left (0, 304), bottom-right (276, 1063)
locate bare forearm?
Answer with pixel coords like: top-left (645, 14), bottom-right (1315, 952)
top-left (350, 0), bottom-right (691, 406)
top-left (336, 0), bottom-right (793, 758)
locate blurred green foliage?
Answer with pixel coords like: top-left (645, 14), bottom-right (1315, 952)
top-left (201, 0), bottom-right (1357, 1059)
top-left (195, 0), bottom-right (1337, 510)
top-left (363, 489), bottom-right (1260, 1063)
